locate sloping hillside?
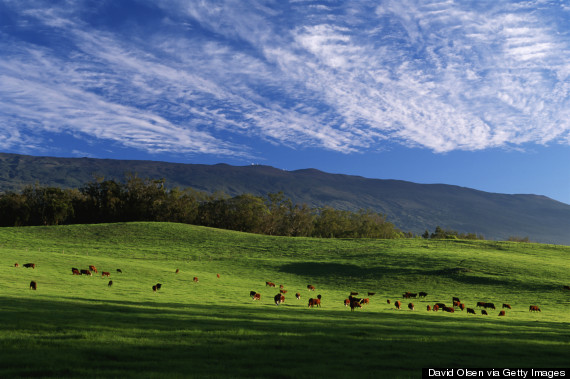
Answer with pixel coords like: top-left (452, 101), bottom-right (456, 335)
top-left (1, 152), bottom-right (569, 244)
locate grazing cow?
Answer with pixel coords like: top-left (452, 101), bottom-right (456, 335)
top-left (152, 285), bottom-right (157, 292)
top-left (419, 292), bottom-right (428, 298)
top-left (89, 265), bottom-right (98, 273)
top-left (217, 274), bottom-right (220, 278)
top-left (427, 305), bottom-right (431, 311)
top-left (117, 269), bottom-right (122, 273)
top-left (368, 292), bottom-right (375, 296)
top-left (310, 298), bottom-right (321, 308)
top-left (280, 289), bottom-right (287, 294)
top-left (307, 285), bottom-right (315, 291)
top-left (452, 297), bottom-right (460, 303)
top-left (435, 303), bottom-right (446, 309)
top-left (23, 263), bottom-right (35, 269)
top-left (360, 298), bottom-right (369, 305)
top-left (156, 283), bottom-right (162, 290)
top-left (275, 293), bottom-right (284, 305)
top-left (350, 299), bottom-right (362, 311)
top-left (408, 303), bottom-right (414, 311)
top-left (193, 277), bottom-right (199, 283)
top-left (498, 310), bottom-right (505, 316)
top-left (476, 301), bottom-right (486, 308)
top-left (433, 304), bottom-right (439, 312)
top-left (296, 293), bottom-right (301, 300)
top-left (102, 271), bottom-right (110, 277)
top-left (175, 269), bottom-right (179, 274)
top-left (564, 285), bottom-right (570, 291)
top-left (484, 303), bottom-right (496, 310)
top-left (467, 308), bottom-right (476, 315)
top-left (266, 282), bottom-right (276, 287)
top-left (108, 280), bottom-right (113, 287)
top-left (30, 281), bottom-right (37, 290)
top-left (14, 263), bottom-right (19, 268)
top-left (481, 310), bottom-right (488, 315)
top-left (250, 290), bottom-right (257, 298)
top-left (453, 300), bottom-right (461, 307)
top-left (80, 269), bottom-right (92, 276)
top-left (344, 299), bottom-right (350, 307)
top-left (350, 291), bottom-right (358, 296)
top-left (444, 307), bottom-right (455, 313)
top-left (502, 303), bottom-right (512, 309)
top-left (459, 303), bottom-right (465, 311)
top-left (395, 300), bottom-right (402, 309)
top-left (72, 269), bottom-right (80, 275)
top-left (252, 293), bottom-right (261, 301)
top-left (529, 305), bottom-right (541, 312)
top-left (386, 299), bottom-right (391, 304)
top-left (279, 284), bottom-right (284, 289)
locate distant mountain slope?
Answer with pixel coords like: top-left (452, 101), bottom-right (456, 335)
top-left (1, 152), bottom-right (569, 245)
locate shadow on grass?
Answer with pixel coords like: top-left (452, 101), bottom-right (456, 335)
top-left (1, 296), bottom-right (569, 378)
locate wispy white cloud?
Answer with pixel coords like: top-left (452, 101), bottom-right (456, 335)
top-left (1, 0), bottom-right (569, 158)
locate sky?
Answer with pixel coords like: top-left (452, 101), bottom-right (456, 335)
top-left (1, 0), bottom-right (569, 205)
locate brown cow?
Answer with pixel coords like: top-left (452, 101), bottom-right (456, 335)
top-left (444, 306), bottom-right (455, 313)
top-left (252, 293), bottom-right (261, 301)
top-left (89, 265), bottom-right (98, 273)
top-left (498, 310), bottom-right (506, 316)
top-left (481, 310), bottom-right (488, 315)
top-left (30, 281), bottom-right (37, 290)
top-left (14, 263), bottom-right (19, 268)
top-left (459, 303), bottom-right (465, 311)
top-left (361, 298), bottom-right (370, 305)
top-left (266, 281), bottom-right (276, 287)
top-left (72, 269), bottom-right (80, 275)
top-left (108, 280), bottom-right (113, 287)
top-left (175, 269), bottom-right (179, 274)
top-left (435, 303), bottom-right (446, 309)
top-left (453, 300), bottom-right (461, 307)
top-left (408, 302), bottom-right (414, 311)
top-left (152, 285), bottom-right (157, 292)
top-left (309, 298), bottom-right (321, 308)
top-left (395, 300), bottom-right (402, 309)
top-left (529, 305), bottom-right (541, 312)
top-left (193, 277), bottom-right (199, 283)
top-left (427, 304), bottom-right (431, 311)
top-left (307, 285), bottom-right (315, 291)
top-left (502, 303), bottom-right (511, 309)
top-left (280, 289), bottom-right (287, 294)
top-left (344, 299), bottom-right (350, 307)
top-left (275, 293), bottom-right (284, 305)
top-left (102, 271), bottom-right (110, 277)
top-left (296, 293), bottom-right (301, 300)
top-left (216, 274), bottom-right (220, 278)
top-left (476, 301), bottom-right (486, 307)
top-left (433, 304), bottom-right (439, 312)
top-left (467, 308), bottom-right (476, 314)
top-left (23, 263), bottom-right (35, 269)
top-left (350, 299), bottom-right (362, 311)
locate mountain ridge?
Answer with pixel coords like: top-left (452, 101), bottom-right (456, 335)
top-left (0, 152), bottom-right (568, 245)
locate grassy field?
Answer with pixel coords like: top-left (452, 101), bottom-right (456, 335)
top-left (0, 222), bottom-right (569, 378)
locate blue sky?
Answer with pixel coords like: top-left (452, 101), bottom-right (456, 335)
top-left (1, 0), bottom-right (569, 204)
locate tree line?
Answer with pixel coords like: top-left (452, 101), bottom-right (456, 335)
top-left (0, 175), bottom-right (406, 239)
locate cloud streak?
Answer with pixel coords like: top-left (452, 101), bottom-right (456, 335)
top-left (1, 0), bottom-right (569, 158)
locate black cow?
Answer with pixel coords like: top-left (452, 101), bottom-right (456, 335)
top-left (30, 281), bottom-right (37, 290)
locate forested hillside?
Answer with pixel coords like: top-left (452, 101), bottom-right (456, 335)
top-left (1, 153), bottom-right (569, 244)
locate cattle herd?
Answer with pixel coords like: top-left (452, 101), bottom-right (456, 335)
top-left (12, 261), bottom-right (564, 318)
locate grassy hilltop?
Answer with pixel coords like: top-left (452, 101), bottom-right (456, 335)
top-left (0, 222), bottom-right (569, 378)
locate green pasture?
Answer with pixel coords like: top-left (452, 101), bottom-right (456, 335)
top-left (0, 222), bottom-right (569, 378)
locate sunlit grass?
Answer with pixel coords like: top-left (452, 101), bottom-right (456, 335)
top-left (0, 222), bottom-right (569, 378)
